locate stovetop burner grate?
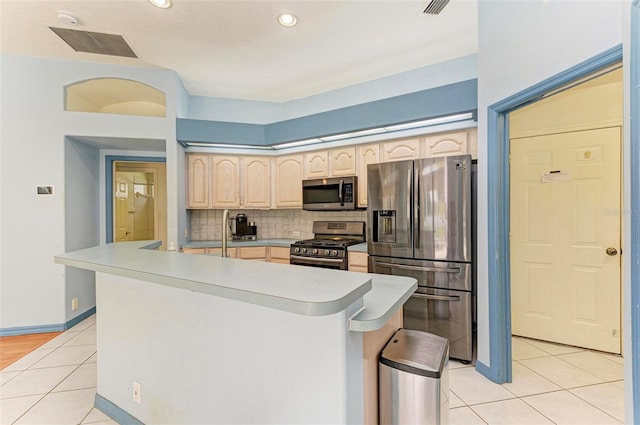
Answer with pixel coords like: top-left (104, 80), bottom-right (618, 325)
top-left (293, 239), bottom-right (361, 248)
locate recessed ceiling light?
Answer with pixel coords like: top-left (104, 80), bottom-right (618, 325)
top-left (148, 0), bottom-right (172, 9)
top-left (278, 13), bottom-right (297, 27)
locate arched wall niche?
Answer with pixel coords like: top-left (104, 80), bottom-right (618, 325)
top-left (65, 78), bottom-right (166, 117)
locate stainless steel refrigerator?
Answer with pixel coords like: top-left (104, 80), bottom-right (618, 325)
top-left (367, 154), bottom-right (475, 362)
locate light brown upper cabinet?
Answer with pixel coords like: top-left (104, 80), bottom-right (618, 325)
top-left (304, 151), bottom-right (329, 179)
top-left (187, 154), bottom-right (211, 209)
top-left (186, 128), bottom-right (476, 210)
top-left (356, 144), bottom-right (380, 208)
top-left (329, 147), bottom-right (357, 176)
top-left (187, 154), bottom-right (271, 209)
top-left (274, 154), bottom-right (304, 208)
top-left (381, 137), bottom-right (420, 162)
top-left (420, 131), bottom-right (469, 158)
top-left (243, 156), bottom-right (271, 208)
top-left (211, 156), bottom-right (241, 208)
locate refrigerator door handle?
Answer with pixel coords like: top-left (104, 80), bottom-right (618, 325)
top-left (411, 293), bottom-right (461, 302)
top-left (407, 166), bottom-right (413, 248)
top-left (373, 261), bottom-right (461, 274)
top-left (415, 169), bottom-right (420, 249)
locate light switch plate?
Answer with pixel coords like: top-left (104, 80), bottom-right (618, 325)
top-left (37, 186), bottom-right (54, 195)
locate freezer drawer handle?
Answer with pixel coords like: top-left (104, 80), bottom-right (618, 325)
top-left (374, 261), bottom-right (461, 274)
top-left (411, 293), bottom-right (461, 302)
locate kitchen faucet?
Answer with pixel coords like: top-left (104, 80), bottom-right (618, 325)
top-left (222, 209), bottom-right (230, 257)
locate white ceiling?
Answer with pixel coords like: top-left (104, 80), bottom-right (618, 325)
top-left (0, 0), bottom-right (477, 103)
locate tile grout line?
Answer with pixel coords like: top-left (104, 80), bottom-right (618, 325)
top-left (11, 363), bottom-right (84, 424)
top-left (5, 318), bottom-right (97, 424)
top-left (452, 340), bottom-right (624, 425)
top-left (516, 389), bottom-right (569, 425)
top-left (567, 385), bottom-right (625, 424)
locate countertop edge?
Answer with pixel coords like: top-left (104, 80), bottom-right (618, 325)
top-left (348, 278), bottom-right (417, 332)
top-left (55, 242), bottom-right (373, 317)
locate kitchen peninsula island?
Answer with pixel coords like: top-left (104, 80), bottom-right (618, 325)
top-left (55, 241), bottom-right (416, 425)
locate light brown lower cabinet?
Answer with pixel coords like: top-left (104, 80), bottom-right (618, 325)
top-left (205, 247), bottom-right (236, 258)
top-left (348, 251), bottom-right (369, 273)
top-left (349, 250), bottom-right (402, 424)
top-left (236, 246), bottom-right (268, 261)
top-left (269, 246), bottom-right (291, 264)
top-left (181, 248), bottom-right (207, 255)
top-left (363, 308), bottom-right (403, 425)
top-left (183, 246), bottom-right (290, 263)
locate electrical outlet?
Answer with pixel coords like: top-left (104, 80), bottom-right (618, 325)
top-left (184, 228), bottom-right (189, 239)
top-left (133, 381), bottom-right (141, 404)
top-left (71, 298), bottom-right (78, 311)
top-left (293, 231), bottom-right (301, 237)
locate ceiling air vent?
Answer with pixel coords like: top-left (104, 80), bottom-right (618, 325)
top-left (423, 0), bottom-right (450, 15)
top-left (49, 27), bottom-right (137, 58)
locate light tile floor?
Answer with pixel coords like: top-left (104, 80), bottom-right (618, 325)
top-left (0, 316), bottom-right (626, 424)
top-left (450, 336), bottom-right (625, 425)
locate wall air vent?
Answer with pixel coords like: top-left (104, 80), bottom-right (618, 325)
top-left (49, 27), bottom-right (137, 58)
top-left (423, 0), bottom-right (450, 15)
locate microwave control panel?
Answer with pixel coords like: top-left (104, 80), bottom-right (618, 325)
top-left (344, 183), bottom-right (354, 202)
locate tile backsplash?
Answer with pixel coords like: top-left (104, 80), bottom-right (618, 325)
top-left (189, 209), bottom-right (367, 241)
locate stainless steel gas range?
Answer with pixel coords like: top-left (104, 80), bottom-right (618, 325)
top-left (290, 221), bottom-right (365, 270)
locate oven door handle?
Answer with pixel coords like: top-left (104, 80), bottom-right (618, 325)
top-left (291, 255), bottom-right (345, 264)
top-left (373, 261), bottom-right (460, 274)
top-left (411, 293), bottom-right (461, 302)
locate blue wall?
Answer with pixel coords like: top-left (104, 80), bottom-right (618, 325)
top-left (177, 79), bottom-right (477, 146)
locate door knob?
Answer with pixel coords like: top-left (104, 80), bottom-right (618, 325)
top-left (606, 247), bottom-right (618, 256)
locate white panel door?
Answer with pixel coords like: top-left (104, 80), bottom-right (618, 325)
top-left (114, 177), bottom-right (132, 242)
top-left (510, 127), bottom-right (621, 353)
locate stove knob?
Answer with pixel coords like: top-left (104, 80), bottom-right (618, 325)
top-left (331, 250), bottom-right (338, 256)
top-left (312, 249), bottom-right (318, 255)
top-left (324, 249), bottom-right (330, 256)
top-left (294, 247), bottom-right (300, 253)
top-left (302, 248), bottom-right (307, 253)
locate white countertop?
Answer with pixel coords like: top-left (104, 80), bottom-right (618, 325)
top-left (55, 241), bottom-right (415, 331)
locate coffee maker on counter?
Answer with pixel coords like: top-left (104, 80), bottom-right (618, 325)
top-left (232, 214), bottom-right (258, 241)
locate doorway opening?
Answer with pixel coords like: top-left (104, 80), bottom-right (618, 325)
top-left (106, 157), bottom-right (167, 249)
top-left (485, 45), bottom-right (623, 386)
top-left (508, 67), bottom-right (623, 355)
top-left (114, 169), bottom-right (156, 242)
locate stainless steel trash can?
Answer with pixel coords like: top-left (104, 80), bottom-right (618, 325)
top-left (379, 329), bottom-right (449, 425)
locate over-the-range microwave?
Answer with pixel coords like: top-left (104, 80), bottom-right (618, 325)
top-left (302, 176), bottom-right (359, 211)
